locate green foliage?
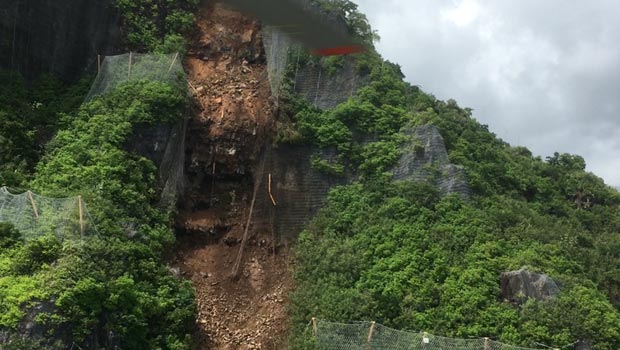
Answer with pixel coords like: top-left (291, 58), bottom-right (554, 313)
top-left (287, 23), bottom-right (620, 350)
top-left (114, 0), bottom-right (199, 52)
top-left (1, 81), bottom-right (194, 349)
top-left (0, 223), bottom-right (22, 249)
top-left (0, 275), bottom-right (48, 328)
top-left (282, 54), bottom-right (412, 179)
top-left (0, 72), bottom-right (90, 187)
top-left (310, 0), bottom-right (379, 45)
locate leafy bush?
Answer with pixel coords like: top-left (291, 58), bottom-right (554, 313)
top-left (0, 72), bottom-right (90, 187)
top-left (287, 34), bottom-right (620, 350)
top-left (114, 0), bottom-right (199, 52)
top-left (1, 80), bottom-right (194, 349)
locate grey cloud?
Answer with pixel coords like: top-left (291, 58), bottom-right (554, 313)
top-left (354, 0), bottom-right (620, 186)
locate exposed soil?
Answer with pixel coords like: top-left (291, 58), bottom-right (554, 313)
top-left (174, 2), bottom-right (293, 349)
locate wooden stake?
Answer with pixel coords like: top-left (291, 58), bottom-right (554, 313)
top-left (232, 154), bottom-right (266, 279)
top-left (311, 317), bottom-right (318, 337)
top-left (367, 321), bottom-right (376, 349)
top-left (268, 173), bottom-right (277, 206)
top-left (209, 161), bottom-right (217, 207)
top-left (231, 181), bottom-right (259, 278)
top-left (128, 52), bottom-right (133, 78)
top-left (97, 54), bottom-right (101, 73)
top-left (27, 191), bottom-right (39, 219)
top-left (78, 195), bottom-right (84, 237)
top-left (168, 52), bottom-right (179, 73)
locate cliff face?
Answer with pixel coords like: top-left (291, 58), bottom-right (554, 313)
top-left (0, 0), bottom-right (121, 81)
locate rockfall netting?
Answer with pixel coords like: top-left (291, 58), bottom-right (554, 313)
top-left (0, 0), bottom-right (120, 81)
top-left (85, 52), bottom-right (185, 101)
top-left (0, 187), bottom-right (97, 240)
top-left (262, 28), bottom-right (365, 109)
top-left (263, 26), bottom-right (295, 99)
top-left (85, 52), bottom-right (188, 208)
top-left (0, 54), bottom-right (187, 240)
top-left (250, 126), bottom-right (471, 243)
top-left (314, 320), bottom-right (551, 350)
top-left (253, 144), bottom-right (349, 241)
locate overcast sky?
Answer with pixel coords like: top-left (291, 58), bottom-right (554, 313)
top-left (353, 0), bottom-right (620, 187)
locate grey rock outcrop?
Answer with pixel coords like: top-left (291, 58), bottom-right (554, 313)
top-left (501, 268), bottom-right (560, 305)
top-left (393, 125), bottom-right (470, 198)
top-left (0, 300), bottom-right (67, 349)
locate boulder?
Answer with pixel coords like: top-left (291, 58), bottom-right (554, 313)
top-left (501, 268), bottom-right (559, 304)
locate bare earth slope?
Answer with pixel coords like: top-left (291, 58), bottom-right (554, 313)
top-left (174, 3), bottom-right (293, 349)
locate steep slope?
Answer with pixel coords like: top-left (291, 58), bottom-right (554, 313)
top-left (174, 3), bottom-right (292, 349)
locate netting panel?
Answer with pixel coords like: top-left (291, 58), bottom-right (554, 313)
top-left (0, 187), bottom-right (96, 240)
top-left (252, 144), bottom-right (350, 241)
top-left (262, 26), bottom-right (364, 109)
top-left (316, 321), bottom-right (370, 350)
top-left (263, 26), bottom-right (294, 99)
top-left (85, 53), bottom-right (185, 101)
top-left (315, 320), bottom-right (549, 350)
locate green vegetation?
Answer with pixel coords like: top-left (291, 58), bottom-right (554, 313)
top-left (280, 53), bottom-right (410, 181)
top-left (3, 0), bottom-right (620, 349)
top-left (0, 81), bottom-right (194, 349)
top-left (310, 0), bottom-right (379, 45)
top-left (114, 0), bottom-right (199, 53)
top-left (0, 72), bottom-right (91, 187)
top-left (1, 1), bottom-right (199, 348)
top-left (286, 38), bottom-right (620, 350)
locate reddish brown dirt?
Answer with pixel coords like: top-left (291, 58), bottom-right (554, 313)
top-left (175, 2), bottom-right (293, 350)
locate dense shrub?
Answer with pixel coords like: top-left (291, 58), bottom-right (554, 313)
top-left (288, 45), bottom-right (620, 350)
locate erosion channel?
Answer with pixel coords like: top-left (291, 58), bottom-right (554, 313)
top-left (173, 3), bottom-right (292, 350)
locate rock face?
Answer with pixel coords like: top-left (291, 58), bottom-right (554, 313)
top-left (393, 125), bottom-right (470, 198)
top-left (500, 269), bottom-right (560, 304)
top-left (0, 0), bottom-right (120, 81)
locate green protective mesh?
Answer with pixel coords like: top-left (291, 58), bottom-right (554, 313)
top-left (85, 52), bottom-right (185, 101)
top-left (315, 320), bottom-right (550, 350)
top-left (0, 187), bottom-right (97, 241)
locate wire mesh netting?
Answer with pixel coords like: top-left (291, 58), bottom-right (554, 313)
top-left (252, 144), bottom-right (350, 241)
top-left (314, 320), bottom-right (551, 350)
top-left (85, 52), bottom-right (185, 101)
top-left (0, 187), bottom-right (97, 241)
top-left (263, 26), bottom-right (295, 99)
top-left (83, 52), bottom-right (189, 207)
top-left (262, 27), bottom-right (365, 109)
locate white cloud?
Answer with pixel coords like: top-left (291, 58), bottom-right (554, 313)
top-left (440, 0), bottom-right (481, 27)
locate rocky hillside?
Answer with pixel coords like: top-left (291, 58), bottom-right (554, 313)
top-left (2, 1), bottom-right (620, 350)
